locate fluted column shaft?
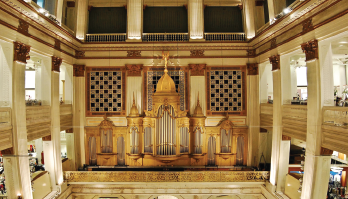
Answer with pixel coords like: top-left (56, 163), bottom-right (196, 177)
top-left (188, 0), bottom-right (204, 41)
top-left (127, 0), bottom-right (143, 41)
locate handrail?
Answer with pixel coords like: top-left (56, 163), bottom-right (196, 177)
top-left (142, 33), bottom-right (189, 42)
top-left (85, 33), bottom-right (127, 42)
top-left (322, 106), bottom-right (348, 126)
top-left (204, 33), bottom-right (245, 41)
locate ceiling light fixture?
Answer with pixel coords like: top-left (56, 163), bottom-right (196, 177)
top-left (283, 8), bottom-right (291, 14)
top-left (39, 8), bottom-right (45, 13)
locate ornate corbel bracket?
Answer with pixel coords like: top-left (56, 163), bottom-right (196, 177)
top-left (247, 63), bottom-right (258, 75)
top-left (52, 56), bottom-right (62, 72)
top-left (13, 41), bottom-right (30, 64)
top-left (189, 64), bottom-right (206, 76)
top-left (75, 50), bottom-right (85, 58)
top-left (301, 39), bottom-right (318, 62)
top-left (126, 64), bottom-right (143, 76)
top-left (269, 55), bottom-right (280, 71)
top-left (73, 65), bottom-right (85, 77)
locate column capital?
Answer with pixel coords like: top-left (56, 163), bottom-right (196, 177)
top-left (126, 64), bottom-right (143, 76)
top-left (247, 49), bottom-right (256, 57)
top-left (269, 54), bottom-right (280, 71)
top-left (75, 50), bottom-right (85, 58)
top-left (189, 64), bottom-right (206, 76)
top-left (247, 63), bottom-right (258, 75)
top-left (73, 65), bottom-right (85, 77)
top-left (13, 41), bottom-right (30, 64)
top-left (52, 56), bottom-right (62, 72)
top-left (42, 135), bottom-right (52, 141)
top-left (1, 147), bottom-right (14, 155)
top-left (282, 135), bottom-right (291, 140)
top-left (301, 39), bottom-right (319, 62)
top-left (66, 128), bottom-right (73, 133)
top-left (320, 147), bottom-right (333, 156)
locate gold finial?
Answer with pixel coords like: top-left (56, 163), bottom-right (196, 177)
top-left (132, 92), bottom-right (135, 106)
top-left (162, 51), bottom-right (170, 73)
top-left (193, 92), bottom-right (204, 117)
top-left (129, 92), bottom-right (139, 117)
top-left (103, 114), bottom-right (107, 120)
top-left (197, 91), bottom-right (200, 106)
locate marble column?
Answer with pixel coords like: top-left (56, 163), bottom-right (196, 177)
top-left (276, 136), bottom-right (291, 193)
top-left (42, 137), bottom-right (56, 190)
top-left (51, 56), bottom-right (64, 187)
top-left (247, 64), bottom-right (260, 167)
top-left (301, 40), bottom-right (330, 199)
top-left (127, 0), bottom-right (143, 41)
top-left (6, 42), bottom-right (33, 198)
top-left (72, 65), bottom-right (86, 168)
top-left (269, 55), bottom-right (282, 186)
top-left (56, 0), bottom-right (65, 24)
top-left (243, 0), bottom-right (256, 39)
top-left (188, 0), bottom-right (204, 41)
top-left (75, 0), bottom-right (88, 40)
top-left (267, 0), bottom-right (286, 23)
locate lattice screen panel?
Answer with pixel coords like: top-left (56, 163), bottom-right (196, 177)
top-left (86, 67), bottom-right (126, 116)
top-left (206, 66), bottom-right (246, 116)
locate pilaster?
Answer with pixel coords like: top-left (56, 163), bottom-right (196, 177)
top-left (247, 63), bottom-right (260, 167)
top-left (243, 0), bottom-right (256, 39)
top-left (10, 41), bottom-right (33, 198)
top-left (65, 129), bottom-right (76, 171)
top-left (188, 0), bottom-right (204, 41)
top-left (73, 65), bottom-right (86, 168)
top-left (269, 55), bottom-right (282, 186)
top-left (75, 0), bottom-right (89, 40)
top-left (127, 0), bottom-right (143, 41)
top-left (276, 136), bottom-right (291, 193)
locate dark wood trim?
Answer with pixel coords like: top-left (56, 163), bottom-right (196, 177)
top-left (77, 56), bottom-right (250, 60)
top-left (31, 171), bottom-right (48, 182)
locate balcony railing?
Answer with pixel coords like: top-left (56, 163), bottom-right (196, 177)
top-left (260, 103), bottom-right (273, 130)
top-left (282, 105), bottom-right (307, 141)
top-left (0, 107), bottom-right (12, 151)
top-left (323, 107), bottom-right (348, 126)
top-left (142, 33), bottom-right (189, 42)
top-left (64, 171), bottom-right (269, 183)
top-left (85, 33), bottom-right (127, 42)
top-left (204, 33), bottom-right (246, 41)
top-left (26, 106), bottom-right (51, 141)
top-left (60, 104), bottom-right (73, 131)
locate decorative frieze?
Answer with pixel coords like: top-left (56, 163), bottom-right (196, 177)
top-left (320, 147), bottom-right (333, 156)
top-left (75, 50), bottom-right (85, 58)
top-left (301, 39), bottom-right (318, 62)
top-left (189, 64), bottom-right (206, 76)
top-left (270, 38), bottom-right (277, 49)
top-left (247, 49), bottom-right (256, 57)
top-left (13, 41), bottom-right (30, 64)
top-left (52, 56), bottom-right (62, 72)
top-left (302, 18), bottom-right (313, 34)
top-left (73, 65), bottom-right (85, 77)
top-left (127, 50), bottom-right (141, 57)
top-left (269, 55), bottom-right (280, 71)
top-left (64, 171), bottom-right (269, 182)
top-left (247, 63), bottom-right (258, 75)
top-left (190, 50), bottom-right (204, 57)
top-left (42, 135), bottom-right (51, 141)
top-left (18, 19), bottom-right (29, 35)
top-left (54, 39), bottom-right (61, 51)
top-left (126, 64), bottom-right (143, 76)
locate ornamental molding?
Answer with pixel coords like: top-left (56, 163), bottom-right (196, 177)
top-left (247, 63), bottom-right (258, 75)
top-left (54, 39), bottom-right (61, 50)
top-left (13, 41), bottom-right (30, 63)
top-left (18, 18), bottom-right (29, 35)
top-left (126, 64), bottom-right (143, 76)
top-left (190, 50), bottom-right (205, 57)
top-left (282, 135), bottom-right (291, 140)
top-left (302, 17), bottom-right (313, 34)
top-left (270, 38), bottom-right (277, 49)
top-left (75, 50), bottom-right (85, 58)
top-left (73, 65), bottom-right (85, 77)
top-left (189, 64), bottom-right (206, 76)
top-left (79, 45), bottom-right (249, 51)
top-left (64, 171), bottom-right (269, 183)
top-left (52, 56), bottom-right (62, 72)
top-left (320, 147), bottom-right (333, 156)
top-left (269, 55), bottom-right (280, 71)
top-left (247, 49), bottom-right (255, 57)
top-left (301, 39), bottom-right (318, 61)
top-left (127, 50), bottom-right (141, 57)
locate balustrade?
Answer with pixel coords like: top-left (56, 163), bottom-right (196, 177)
top-left (85, 34), bottom-right (127, 42)
top-left (282, 105), bottom-right (307, 141)
top-left (204, 33), bottom-right (246, 41)
top-left (142, 33), bottom-right (189, 42)
top-left (0, 107), bottom-right (12, 150)
top-left (260, 103), bottom-right (273, 130)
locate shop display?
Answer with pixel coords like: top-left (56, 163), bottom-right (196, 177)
top-left (327, 170), bottom-right (347, 199)
top-left (0, 155), bottom-right (6, 196)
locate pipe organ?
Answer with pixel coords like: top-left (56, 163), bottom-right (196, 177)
top-left (84, 53), bottom-right (248, 167)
